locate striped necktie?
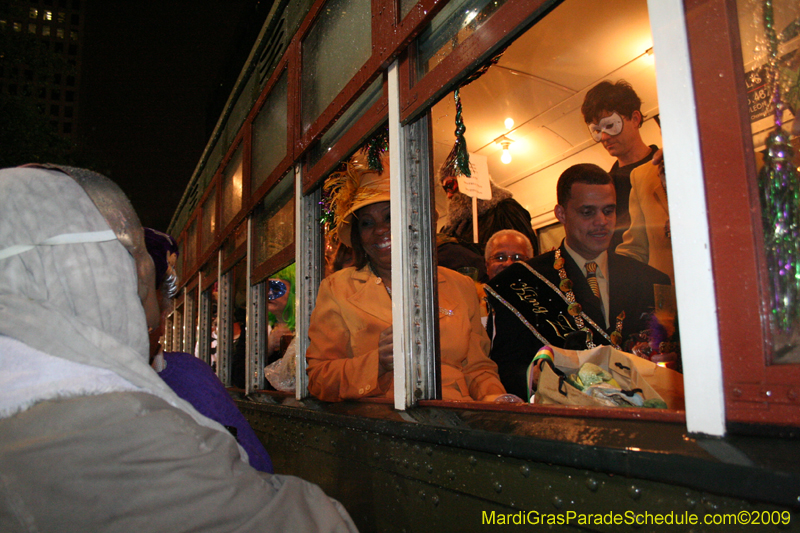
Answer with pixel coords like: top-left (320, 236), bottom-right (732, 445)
top-left (585, 261), bottom-right (600, 298)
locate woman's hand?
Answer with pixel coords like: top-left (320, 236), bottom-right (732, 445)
top-left (378, 326), bottom-right (393, 376)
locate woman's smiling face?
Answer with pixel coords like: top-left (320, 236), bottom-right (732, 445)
top-left (356, 201), bottom-right (391, 273)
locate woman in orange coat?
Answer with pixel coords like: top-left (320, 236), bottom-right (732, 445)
top-left (306, 153), bottom-right (512, 402)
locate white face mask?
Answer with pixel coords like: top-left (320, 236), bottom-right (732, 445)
top-left (588, 112), bottom-right (623, 142)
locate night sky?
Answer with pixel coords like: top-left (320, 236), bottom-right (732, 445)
top-left (79, 0), bottom-right (270, 232)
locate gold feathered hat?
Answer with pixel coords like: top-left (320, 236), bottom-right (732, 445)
top-left (324, 151), bottom-right (390, 247)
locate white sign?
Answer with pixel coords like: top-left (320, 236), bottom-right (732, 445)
top-left (456, 152), bottom-right (492, 200)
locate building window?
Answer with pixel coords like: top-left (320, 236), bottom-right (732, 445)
top-left (63, 122), bottom-right (72, 134)
top-left (42, 25), bottom-right (50, 36)
top-left (64, 106), bottom-right (73, 118)
top-left (44, 11), bottom-right (53, 21)
top-left (28, 23), bottom-right (36, 33)
top-left (71, 13), bottom-right (79, 25)
top-left (50, 104), bottom-right (59, 116)
top-left (51, 88), bottom-right (60, 100)
top-left (70, 30), bottom-right (77, 41)
top-left (13, 22), bottom-right (22, 32)
top-left (58, 12), bottom-right (66, 24)
top-left (29, 8), bottom-right (38, 19)
top-left (66, 75), bottom-right (75, 87)
top-left (56, 28), bottom-right (64, 39)
top-left (68, 43), bottom-right (77, 55)
top-left (65, 90), bottom-right (74, 102)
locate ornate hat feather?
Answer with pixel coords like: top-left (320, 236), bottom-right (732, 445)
top-left (323, 152), bottom-right (390, 247)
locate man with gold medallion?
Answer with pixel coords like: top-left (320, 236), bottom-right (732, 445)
top-left (485, 164), bottom-right (671, 399)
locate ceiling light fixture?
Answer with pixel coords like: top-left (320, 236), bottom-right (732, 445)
top-left (495, 135), bottom-right (514, 165)
top-left (504, 117), bottom-right (514, 130)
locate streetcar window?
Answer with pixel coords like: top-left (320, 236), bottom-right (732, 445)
top-left (220, 146), bottom-right (243, 232)
top-left (252, 71), bottom-right (288, 192)
top-left (301, 0), bottom-right (371, 132)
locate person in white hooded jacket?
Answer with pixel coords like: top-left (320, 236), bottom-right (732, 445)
top-left (0, 164), bottom-right (358, 533)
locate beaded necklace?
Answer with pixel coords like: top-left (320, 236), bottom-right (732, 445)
top-left (554, 249), bottom-right (624, 347)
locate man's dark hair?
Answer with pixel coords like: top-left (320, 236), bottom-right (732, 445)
top-left (557, 164), bottom-right (613, 206)
top-left (581, 80), bottom-right (642, 124)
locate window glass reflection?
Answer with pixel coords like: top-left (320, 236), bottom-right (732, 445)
top-left (737, 0), bottom-right (800, 363)
top-left (301, 0), bottom-right (371, 131)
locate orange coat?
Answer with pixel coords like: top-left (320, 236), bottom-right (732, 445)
top-left (306, 266), bottom-right (505, 402)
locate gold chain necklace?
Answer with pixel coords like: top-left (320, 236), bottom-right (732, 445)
top-left (554, 249), bottom-right (624, 347)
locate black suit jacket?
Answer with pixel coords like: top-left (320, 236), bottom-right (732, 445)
top-left (486, 243), bottom-right (670, 398)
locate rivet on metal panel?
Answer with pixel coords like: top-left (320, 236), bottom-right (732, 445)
top-left (431, 494), bottom-right (440, 507)
top-left (424, 446), bottom-right (433, 456)
top-left (468, 456), bottom-right (477, 466)
top-left (628, 485), bottom-right (641, 500)
top-left (493, 481), bottom-right (502, 493)
top-left (427, 464), bottom-right (434, 474)
top-left (686, 496), bottom-right (697, 509)
top-left (402, 459), bottom-right (409, 469)
top-left (447, 469), bottom-right (456, 480)
top-left (586, 478), bottom-right (599, 492)
top-left (732, 388), bottom-right (743, 397)
top-left (413, 462), bottom-right (420, 471)
top-left (552, 496), bottom-right (563, 509)
top-left (519, 465), bottom-right (530, 478)
top-left (418, 490), bottom-right (426, 500)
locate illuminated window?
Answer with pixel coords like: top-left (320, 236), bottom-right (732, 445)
top-left (44, 11), bottom-right (52, 21)
top-left (56, 28), bottom-right (64, 39)
top-left (29, 8), bottom-right (38, 19)
top-left (13, 22), bottom-right (22, 32)
top-left (58, 12), bottom-right (66, 23)
top-left (28, 23), bottom-right (36, 33)
top-left (42, 25), bottom-right (50, 36)
top-left (70, 30), bottom-right (77, 41)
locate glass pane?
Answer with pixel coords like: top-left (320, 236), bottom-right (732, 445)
top-left (201, 187), bottom-right (217, 252)
top-left (400, 0), bottom-right (416, 20)
top-left (253, 172), bottom-right (295, 266)
top-left (252, 72), bottom-right (288, 191)
top-left (307, 76), bottom-right (383, 169)
top-left (301, 0), bottom-right (371, 131)
top-left (416, 0), bottom-right (509, 79)
top-left (737, 0), bottom-right (800, 363)
top-left (185, 220), bottom-right (197, 269)
top-left (202, 258), bottom-right (218, 283)
top-left (220, 147), bottom-right (244, 230)
top-left (223, 220), bottom-right (248, 261)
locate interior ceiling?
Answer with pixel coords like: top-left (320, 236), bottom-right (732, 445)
top-left (430, 0), bottom-right (657, 190)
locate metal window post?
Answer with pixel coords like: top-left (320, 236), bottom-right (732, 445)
top-left (388, 59), bottom-right (439, 410)
top-left (295, 164), bottom-right (322, 399)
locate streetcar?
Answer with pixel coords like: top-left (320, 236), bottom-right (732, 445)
top-left (164, 0), bottom-right (800, 530)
